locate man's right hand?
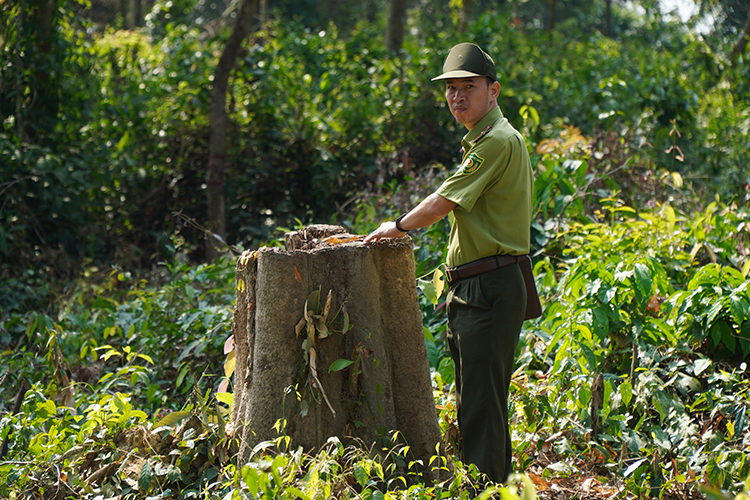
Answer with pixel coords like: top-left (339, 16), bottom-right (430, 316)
top-left (364, 221), bottom-right (406, 243)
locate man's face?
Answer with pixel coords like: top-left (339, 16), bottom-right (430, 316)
top-left (445, 77), bottom-right (499, 130)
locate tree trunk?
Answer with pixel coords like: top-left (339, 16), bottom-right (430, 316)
top-left (548, 0), bottom-right (556, 33)
top-left (325, 0), bottom-right (339, 25)
top-left (231, 225), bottom-right (443, 479)
top-left (458, 0), bottom-right (472, 35)
top-left (134, 0), bottom-right (142, 27)
top-left (605, 0), bottom-right (611, 37)
top-left (260, 0), bottom-right (268, 24)
top-left (206, 0), bottom-right (257, 261)
top-left (590, 373), bottom-right (604, 440)
top-left (366, 0), bottom-right (377, 24)
top-left (26, 0), bottom-right (58, 139)
top-left (730, 7), bottom-right (750, 67)
top-left (386, 0), bottom-right (408, 52)
top-left (120, 0), bottom-right (129, 28)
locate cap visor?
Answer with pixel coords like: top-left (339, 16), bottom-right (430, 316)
top-left (431, 69), bottom-right (484, 81)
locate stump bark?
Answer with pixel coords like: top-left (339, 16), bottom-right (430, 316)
top-left (231, 225), bottom-right (442, 478)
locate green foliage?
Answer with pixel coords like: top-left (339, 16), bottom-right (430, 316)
top-left (2, 1), bottom-right (750, 498)
top-left (4, 0), bottom-right (750, 318)
top-left (514, 197), bottom-right (750, 497)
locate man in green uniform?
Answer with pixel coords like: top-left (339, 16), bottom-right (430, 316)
top-left (364, 42), bottom-right (534, 484)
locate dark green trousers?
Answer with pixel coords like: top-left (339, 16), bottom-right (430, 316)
top-left (446, 263), bottom-right (526, 484)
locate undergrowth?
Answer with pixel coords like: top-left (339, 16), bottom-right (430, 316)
top-left (2, 190), bottom-right (749, 498)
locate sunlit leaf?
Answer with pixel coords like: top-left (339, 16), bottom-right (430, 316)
top-left (418, 279), bottom-right (438, 305)
top-left (224, 351), bottom-right (236, 378)
top-left (624, 458), bottom-right (647, 477)
top-left (137, 353), bottom-right (154, 364)
top-left (284, 486), bottom-right (312, 500)
top-left (153, 411), bottom-right (190, 429)
top-left (619, 381), bottom-right (632, 407)
top-left (672, 171), bottom-right (684, 187)
top-left (613, 206), bottom-right (636, 213)
top-left (216, 391), bottom-right (233, 407)
top-left (676, 373), bottom-right (700, 393)
top-left (354, 464), bottom-right (368, 488)
top-left (224, 335), bottom-right (234, 354)
top-left (34, 399), bottom-right (57, 421)
top-left (433, 268), bottom-right (445, 300)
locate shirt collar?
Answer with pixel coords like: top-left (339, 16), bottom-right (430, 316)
top-left (463, 106), bottom-right (504, 145)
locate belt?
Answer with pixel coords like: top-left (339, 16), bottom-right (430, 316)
top-left (445, 254), bottom-right (523, 283)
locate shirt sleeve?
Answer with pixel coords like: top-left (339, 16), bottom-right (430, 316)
top-left (436, 134), bottom-right (511, 213)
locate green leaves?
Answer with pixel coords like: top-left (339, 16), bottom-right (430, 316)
top-left (139, 460), bottom-right (153, 492)
top-left (153, 411), bottom-right (191, 429)
top-left (417, 267), bottom-right (445, 307)
top-left (328, 359), bottom-right (354, 373)
top-left (632, 263), bottom-right (653, 307)
top-left (667, 263), bottom-right (750, 357)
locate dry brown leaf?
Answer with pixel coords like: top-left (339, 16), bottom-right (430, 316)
top-left (307, 317), bottom-right (316, 346)
top-left (322, 290), bottom-right (332, 322)
top-left (580, 477), bottom-right (601, 494)
top-left (295, 317), bottom-right (306, 337)
top-left (321, 235), bottom-right (362, 245)
top-left (309, 347), bottom-right (317, 372)
top-left (528, 472), bottom-right (549, 491)
top-left (316, 317), bottom-right (329, 338)
top-left (294, 265), bottom-right (303, 282)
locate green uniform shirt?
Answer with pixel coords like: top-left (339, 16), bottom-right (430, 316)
top-left (437, 107), bottom-right (534, 267)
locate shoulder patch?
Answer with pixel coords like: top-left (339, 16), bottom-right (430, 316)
top-left (459, 152), bottom-right (484, 175)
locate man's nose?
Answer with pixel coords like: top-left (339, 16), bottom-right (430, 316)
top-left (450, 90), bottom-right (465, 101)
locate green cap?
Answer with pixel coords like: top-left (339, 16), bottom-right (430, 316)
top-left (431, 43), bottom-right (496, 82)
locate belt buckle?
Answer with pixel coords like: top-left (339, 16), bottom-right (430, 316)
top-left (442, 263), bottom-right (454, 283)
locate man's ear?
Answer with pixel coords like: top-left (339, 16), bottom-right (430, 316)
top-left (490, 81), bottom-right (501, 99)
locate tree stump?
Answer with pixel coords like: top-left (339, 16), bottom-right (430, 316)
top-left (231, 224), bottom-right (442, 478)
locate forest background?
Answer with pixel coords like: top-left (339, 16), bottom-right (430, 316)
top-left (1, 0), bottom-right (750, 498)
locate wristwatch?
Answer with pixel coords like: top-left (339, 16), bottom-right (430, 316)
top-left (395, 214), bottom-right (409, 233)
